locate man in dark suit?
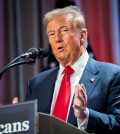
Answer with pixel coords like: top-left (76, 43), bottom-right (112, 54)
top-left (26, 6), bottom-right (120, 134)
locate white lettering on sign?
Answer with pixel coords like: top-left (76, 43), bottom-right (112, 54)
top-left (0, 120), bottom-right (29, 133)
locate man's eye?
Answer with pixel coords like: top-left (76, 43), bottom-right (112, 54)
top-left (48, 33), bottom-right (54, 37)
top-left (61, 28), bottom-right (69, 34)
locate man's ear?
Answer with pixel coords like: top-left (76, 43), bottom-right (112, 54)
top-left (80, 28), bottom-right (87, 45)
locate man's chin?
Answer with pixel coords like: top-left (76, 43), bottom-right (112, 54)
top-left (57, 56), bottom-right (69, 64)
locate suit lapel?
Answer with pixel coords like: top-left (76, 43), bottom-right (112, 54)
top-left (38, 67), bottom-right (59, 114)
top-left (68, 57), bottom-right (100, 126)
top-left (80, 58), bottom-right (100, 99)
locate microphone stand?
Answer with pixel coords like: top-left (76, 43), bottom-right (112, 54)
top-left (0, 54), bottom-right (35, 80)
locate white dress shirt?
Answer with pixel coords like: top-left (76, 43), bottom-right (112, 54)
top-left (50, 51), bottom-right (89, 130)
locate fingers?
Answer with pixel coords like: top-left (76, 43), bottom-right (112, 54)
top-left (81, 84), bottom-right (87, 105)
top-left (74, 84), bottom-right (87, 108)
top-left (73, 84), bottom-right (88, 121)
top-left (12, 97), bottom-right (19, 104)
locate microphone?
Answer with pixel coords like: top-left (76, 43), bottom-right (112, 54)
top-left (21, 48), bottom-right (50, 59)
top-left (0, 47), bottom-right (49, 79)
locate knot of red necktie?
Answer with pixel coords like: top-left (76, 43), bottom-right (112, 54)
top-left (64, 66), bottom-right (74, 75)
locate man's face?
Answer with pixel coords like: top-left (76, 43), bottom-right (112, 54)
top-left (46, 16), bottom-right (86, 67)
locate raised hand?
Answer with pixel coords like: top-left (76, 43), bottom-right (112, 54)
top-left (73, 84), bottom-right (88, 124)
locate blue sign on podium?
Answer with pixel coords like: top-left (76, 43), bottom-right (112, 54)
top-left (0, 100), bottom-right (37, 134)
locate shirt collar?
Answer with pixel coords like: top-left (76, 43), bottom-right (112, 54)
top-left (72, 51), bottom-right (89, 76)
top-left (59, 51), bottom-right (89, 76)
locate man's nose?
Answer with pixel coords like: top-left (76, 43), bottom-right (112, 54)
top-left (55, 33), bottom-right (63, 43)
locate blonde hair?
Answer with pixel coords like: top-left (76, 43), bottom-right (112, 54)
top-left (43, 6), bottom-right (86, 30)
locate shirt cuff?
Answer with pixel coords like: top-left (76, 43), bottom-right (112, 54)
top-left (77, 108), bottom-right (89, 131)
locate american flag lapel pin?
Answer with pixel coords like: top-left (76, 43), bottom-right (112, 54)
top-left (90, 77), bottom-right (94, 83)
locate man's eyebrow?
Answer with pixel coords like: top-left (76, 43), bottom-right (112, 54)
top-left (59, 25), bottom-right (69, 29)
top-left (59, 26), bottom-right (71, 31)
top-left (47, 30), bottom-right (54, 34)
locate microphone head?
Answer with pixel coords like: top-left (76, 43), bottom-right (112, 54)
top-left (38, 48), bottom-right (50, 58)
top-left (28, 48), bottom-right (49, 59)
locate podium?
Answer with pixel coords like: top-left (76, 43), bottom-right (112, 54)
top-left (0, 100), bottom-right (89, 134)
top-left (38, 113), bottom-right (88, 134)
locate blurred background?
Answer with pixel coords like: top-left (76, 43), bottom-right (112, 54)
top-left (0, 0), bottom-right (119, 104)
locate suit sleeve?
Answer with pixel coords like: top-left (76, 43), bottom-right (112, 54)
top-left (87, 72), bottom-right (120, 134)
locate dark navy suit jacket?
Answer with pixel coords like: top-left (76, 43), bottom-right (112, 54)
top-left (26, 57), bottom-right (120, 134)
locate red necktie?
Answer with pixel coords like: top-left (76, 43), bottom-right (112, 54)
top-left (52, 66), bottom-right (74, 121)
